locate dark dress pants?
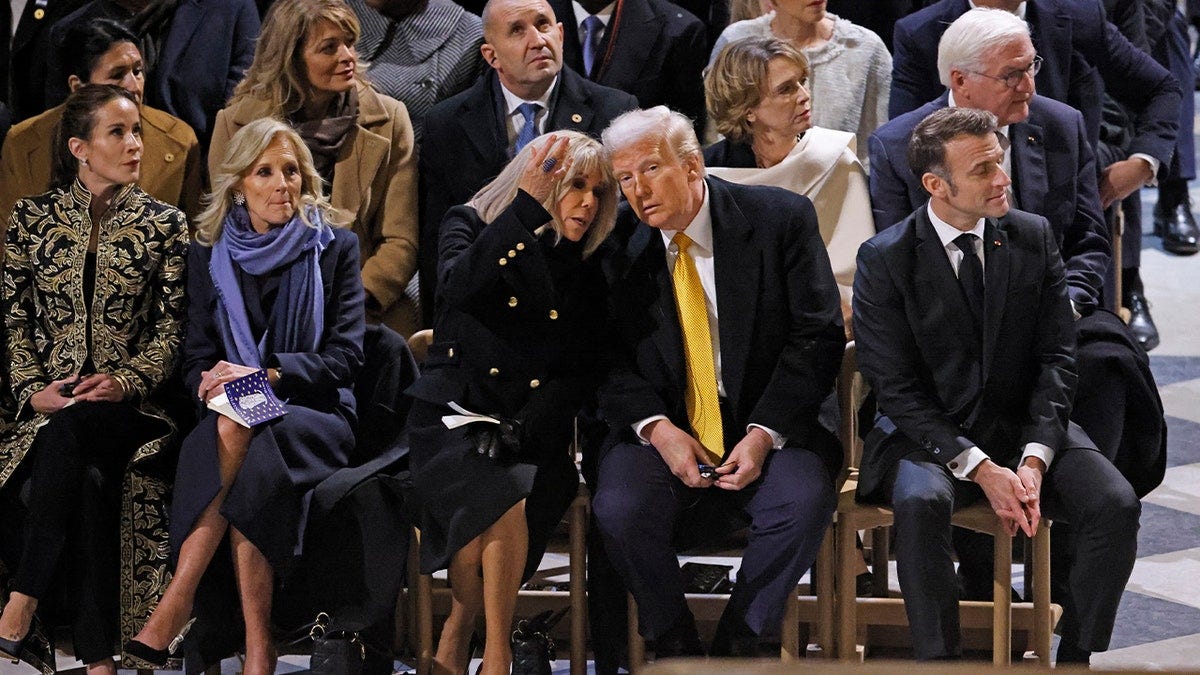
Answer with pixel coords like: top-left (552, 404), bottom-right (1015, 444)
top-left (592, 442), bottom-right (835, 640)
top-left (888, 446), bottom-right (1140, 660)
top-left (12, 401), bottom-right (158, 663)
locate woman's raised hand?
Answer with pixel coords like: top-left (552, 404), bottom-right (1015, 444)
top-left (197, 361), bottom-right (261, 403)
top-left (517, 134), bottom-right (573, 203)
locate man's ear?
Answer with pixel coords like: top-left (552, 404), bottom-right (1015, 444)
top-left (481, 42), bottom-right (497, 67)
top-left (921, 171), bottom-right (945, 199)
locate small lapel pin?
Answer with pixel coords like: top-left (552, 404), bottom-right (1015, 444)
top-left (993, 239), bottom-right (1002, 247)
top-left (571, 113), bottom-right (583, 123)
top-left (1027, 135), bottom-right (1038, 146)
top-left (33, 8), bottom-right (44, 18)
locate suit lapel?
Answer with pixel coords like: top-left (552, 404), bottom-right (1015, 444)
top-left (547, 69), bottom-right (595, 133)
top-left (981, 219), bottom-right (1010, 380)
top-left (553, 0), bottom-right (586, 73)
top-left (708, 178), bottom-right (758, 409)
top-left (1010, 118), bottom-right (1047, 215)
top-left (461, 75), bottom-right (509, 166)
top-left (627, 222), bottom-right (686, 388)
top-left (595, 0), bottom-right (657, 84)
top-left (914, 209), bottom-right (976, 339)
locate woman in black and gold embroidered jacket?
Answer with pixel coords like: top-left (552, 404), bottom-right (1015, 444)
top-left (0, 84), bottom-right (188, 675)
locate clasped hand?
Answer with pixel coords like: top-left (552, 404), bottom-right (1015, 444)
top-left (31, 373), bottom-right (126, 414)
top-left (971, 458), bottom-right (1044, 537)
top-left (646, 420), bottom-right (772, 490)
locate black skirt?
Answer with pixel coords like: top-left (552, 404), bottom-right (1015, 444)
top-left (407, 399), bottom-right (578, 580)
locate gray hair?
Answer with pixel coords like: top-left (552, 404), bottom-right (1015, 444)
top-left (600, 106), bottom-right (705, 176)
top-left (195, 117), bottom-right (346, 244)
top-left (937, 7), bottom-right (1031, 88)
top-left (907, 107), bottom-right (999, 182)
top-left (468, 130), bottom-right (617, 259)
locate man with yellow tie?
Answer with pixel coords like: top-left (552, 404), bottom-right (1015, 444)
top-left (591, 106), bottom-right (845, 658)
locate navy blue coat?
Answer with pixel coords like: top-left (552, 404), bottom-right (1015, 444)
top-left (868, 93), bottom-right (1111, 309)
top-left (852, 206), bottom-right (1092, 503)
top-left (889, 0), bottom-right (1180, 165)
top-left (551, 0), bottom-right (707, 129)
top-left (598, 177), bottom-right (844, 473)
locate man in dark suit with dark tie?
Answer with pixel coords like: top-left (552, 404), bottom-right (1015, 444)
top-left (419, 0), bottom-right (636, 325)
top-left (870, 8), bottom-right (1111, 311)
top-left (549, 0), bottom-right (707, 130)
top-left (592, 106), bottom-right (843, 657)
top-left (854, 106), bottom-right (1140, 666)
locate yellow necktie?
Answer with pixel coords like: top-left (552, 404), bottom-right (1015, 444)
top-left (671, 232), bottom-right (724, 463)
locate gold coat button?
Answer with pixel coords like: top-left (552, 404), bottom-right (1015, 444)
top-left (548, 309), bottom-right (558, 320)
top-left (508, 296), bottom-right (518, 307)
top-left (164, 152), bottom-right (175, 163)
top-left (508, 249), bottom-right (517, 257)
top-left (516, 242), bottom-right (525, 250)
top-left (489, 368), bottom-right (500, 376)
top-left (33, 7), bottom-right (44, 18)
top-left (499, 258), bottom-right (507, 266)
top-left (530, 379), bottom-right (541, 388)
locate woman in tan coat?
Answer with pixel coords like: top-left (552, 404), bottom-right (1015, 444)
top-left (208, 0), bottom-right (419, 335)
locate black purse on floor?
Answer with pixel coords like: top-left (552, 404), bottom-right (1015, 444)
top-left (511, 608), bottom-right (568, 675)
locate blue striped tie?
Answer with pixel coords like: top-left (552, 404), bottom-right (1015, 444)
top-left (582, 15), bottom-right (603, 77)
top-left (515, 102), bottom-right (540, 154)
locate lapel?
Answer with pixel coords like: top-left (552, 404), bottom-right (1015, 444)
top-left (330, 86), bottom-right (391, 218)
top-left (10, 0), bottom-right (49, 54)
top-left (625, 219), bottom-right (686, 389)
top-left (547, 68), bottom-right (596, 133)
top-left (981, 218), bottom-right (1011, 380)
top-left (553, 0), bottom-right (586, 73)
top-left (459, 74), bottom-right (509, 168)
top-left (594, 0), bottom-right (657, 83)
top-left (1009, 114), bottom-right (1047, 216)
top-left (1025, 0), bottom-right (1071, 98)
top-left (707, 178), bottom-right (758, 408)
top-left (156, 0), bottom-right (204, 85)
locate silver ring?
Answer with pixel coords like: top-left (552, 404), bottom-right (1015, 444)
top-left (540, 157), bottom-right (557, 173)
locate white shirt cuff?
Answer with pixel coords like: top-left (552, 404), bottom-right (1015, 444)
top-left (633, 415), bottom-right (669, 444)
top-left (949, 446), bottom-right (989, 481)
top-left (1020, 442), bottom-right (1054, 470)
top-left (1131, 153), bottom-right (1160, 187)
top-left (747, 423), bottom-right (786, 449)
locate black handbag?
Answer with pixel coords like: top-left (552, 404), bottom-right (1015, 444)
top-left (466, 416), bottom-right (524, 463)
top-left (510, 608), bottom-right (568, 675)
top-left (291, 612), bottom-right (367, 675)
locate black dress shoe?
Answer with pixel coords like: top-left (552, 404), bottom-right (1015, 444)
top-left (1125, 287), bottom-right (1160, 352)
top-left (1154, 195), bottom-right (1200, 256)
top-left (710, 612), bottom-right (759, 657)
top-left (650, 609), bottom-right (706, 658)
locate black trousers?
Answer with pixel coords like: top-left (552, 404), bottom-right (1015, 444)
top-left (12, 401), bottom-right (157, 663)
top-left (887, 447), bottom-right (1140, 659)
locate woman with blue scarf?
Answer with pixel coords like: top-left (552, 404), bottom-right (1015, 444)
top-left (125, 118), bottom-right (365, 674)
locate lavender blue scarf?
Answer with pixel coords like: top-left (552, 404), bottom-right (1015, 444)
top-left (209, 205), bottom-right (335, 368)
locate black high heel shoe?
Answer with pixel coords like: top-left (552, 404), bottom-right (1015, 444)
top-left (123, 617), bottom-right (196, 667)
top-left (0, 614), bottom-right (40, 665)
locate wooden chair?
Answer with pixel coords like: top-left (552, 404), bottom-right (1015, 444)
top-left (405, 327), bottom-right (589, 675)
top-left (832, 342), bottom-right (1055, 665)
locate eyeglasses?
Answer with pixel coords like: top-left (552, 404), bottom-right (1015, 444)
top-left (969, 55), bottom-right (1042, 89)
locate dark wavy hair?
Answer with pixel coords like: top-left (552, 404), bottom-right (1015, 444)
top-left (51, 84), bottom-right (139, 188)
top-left (61, 18), bottom-right (140, 83)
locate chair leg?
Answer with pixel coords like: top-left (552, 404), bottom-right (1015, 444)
top-left (569, 496), bottom-right (588, 675)
top-left (992, 533), bottom-right (1013, 666)
top-left (836, 520), bottom-right (861, 661)
top-left (781, 586), bottom-right (801, 660)
top-left (1033, 524), bottom-right (1052, 666)
top-left (417, 572), bottom-right (434, 675)
top-left (870, 526), bottom-right (889, 597)
top-left (627, 592), bottom-right (644, 673)
top-left (815, 526), bottom-right (835, 657)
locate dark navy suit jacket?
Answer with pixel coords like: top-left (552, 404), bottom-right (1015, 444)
top-left (598, 177), bottom-right (845, 473)
top-left (868, 93), bottom-right (1110, 309)
top-left (551, 0), bottom-right (707, 128)
top-left (418, 68), bottom-right (636, 324)
top-left (852, 206), bottom-right (1092, 502)
top-left (889, 0), bottom-right (1180, 166)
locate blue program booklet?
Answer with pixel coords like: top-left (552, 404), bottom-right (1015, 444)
top-left (207, 369), bottom-right (287, 427)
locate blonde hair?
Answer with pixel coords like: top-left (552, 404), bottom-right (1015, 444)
top-left (195, 118), bottom-right (347, 244)
top-left (228, 0), bottom-right (368, 116)
top-left (468, 131), bottom-right (617, 259)
top-left (706, 36), bottom-right (809, 144)
top-left (601, 106), bottom-right (705, 175)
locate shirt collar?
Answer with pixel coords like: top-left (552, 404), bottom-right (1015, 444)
top-left (572, 1), bottom-right (615, 29)
top-left (660, 180), bottom-right (712, 253)
top-left (968, 0), bottom-right (1026, 18)
top-left (499, 75), bottom-right (558, 116)
top-left (927, 201), bottom-right (986, 249)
